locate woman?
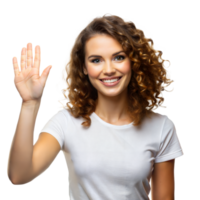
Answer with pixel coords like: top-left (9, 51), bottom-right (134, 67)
top-left (7, 14), bottom-right (184, 200)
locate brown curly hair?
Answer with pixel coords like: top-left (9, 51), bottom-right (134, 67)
top-left (62, 14), bottom-right (173, 128)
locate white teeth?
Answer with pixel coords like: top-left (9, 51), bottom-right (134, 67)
top-left (102, 78), bottom-right (120, 83)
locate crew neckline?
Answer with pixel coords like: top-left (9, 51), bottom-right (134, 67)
top-left (91, 112), bottom-right (134, 129)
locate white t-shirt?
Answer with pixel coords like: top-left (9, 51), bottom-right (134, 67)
top-left (40, 109), bottom-right (184, 200)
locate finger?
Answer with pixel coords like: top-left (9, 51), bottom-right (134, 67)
top-left (33, 45), bottom-right (41, 70)
top-left (21, 47), bottom-right (26, 70)
top-left (27, 43), bottom-right (33, 68)
top-left (13, 57), bottom-right (20, 76)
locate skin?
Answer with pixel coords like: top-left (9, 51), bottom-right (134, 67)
top-left (83, 34), bottom-right (133, 125)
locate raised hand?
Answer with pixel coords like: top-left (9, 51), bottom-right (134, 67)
top-left (13, 43), bottom-right (52, 103)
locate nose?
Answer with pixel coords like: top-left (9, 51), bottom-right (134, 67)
top-left (103, 62), bottom-right (116, 74)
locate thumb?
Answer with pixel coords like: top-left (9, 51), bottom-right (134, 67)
top-left (47, 65), bottom-right (54, 79)
top-left (49, 65), bottom-right (54, 74)
top-left (41, 64), bottom-right (54, 83)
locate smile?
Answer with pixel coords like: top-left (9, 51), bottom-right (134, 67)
top-left (100, 76), bottom-right (122, 86)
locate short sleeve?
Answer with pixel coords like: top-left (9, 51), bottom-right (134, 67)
top-left (155, 116), bottom-right (184, 163)
top-left (39, 110), bottom-right (65, 150)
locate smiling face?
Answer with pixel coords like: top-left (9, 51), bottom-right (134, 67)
top-left (84, 34), bottom-right (132, 98)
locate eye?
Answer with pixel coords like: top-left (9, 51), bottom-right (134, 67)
top-left (91, 59), bottom-right (99, 63)
top-left (91, 56), bottom-right (125, 63)
top-left (115, 55), bottom-right (125, 61)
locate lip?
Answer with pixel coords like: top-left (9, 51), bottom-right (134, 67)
top-left (99, 76), bottom-right (122, 87)
top-left (99, 76), bottom-right (122, 80)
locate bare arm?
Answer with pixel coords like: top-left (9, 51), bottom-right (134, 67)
top-left (7, 101), bottom-right (39, 183)
top-left (7, 43), bottom-right (58, 184)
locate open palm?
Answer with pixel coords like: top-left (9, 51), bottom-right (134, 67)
top-left (13, 43), bottom-right (52, 103)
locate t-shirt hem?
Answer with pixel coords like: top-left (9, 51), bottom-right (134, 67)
top-left (154, 149), bottom-right (183, 163)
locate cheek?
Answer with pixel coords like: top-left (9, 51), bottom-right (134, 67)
top-left (87, 65), bottom-right (100, 78)
top-left (120, 60), bottom-right (131, 74)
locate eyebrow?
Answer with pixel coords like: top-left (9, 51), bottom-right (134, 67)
top-left (88, 50), bottom-right (125, 60)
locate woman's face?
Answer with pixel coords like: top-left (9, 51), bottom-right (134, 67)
top-left (84, 34), bottom-right (132, 97)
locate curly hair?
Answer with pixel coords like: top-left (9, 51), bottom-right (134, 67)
top-left (62, 14), bottom-right (173, 128)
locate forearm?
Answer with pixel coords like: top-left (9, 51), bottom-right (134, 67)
top-left (7, 100), bottom-right (41, 183)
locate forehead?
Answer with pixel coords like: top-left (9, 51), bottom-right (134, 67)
top-left (85, 34), bottom-right (123, 56)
